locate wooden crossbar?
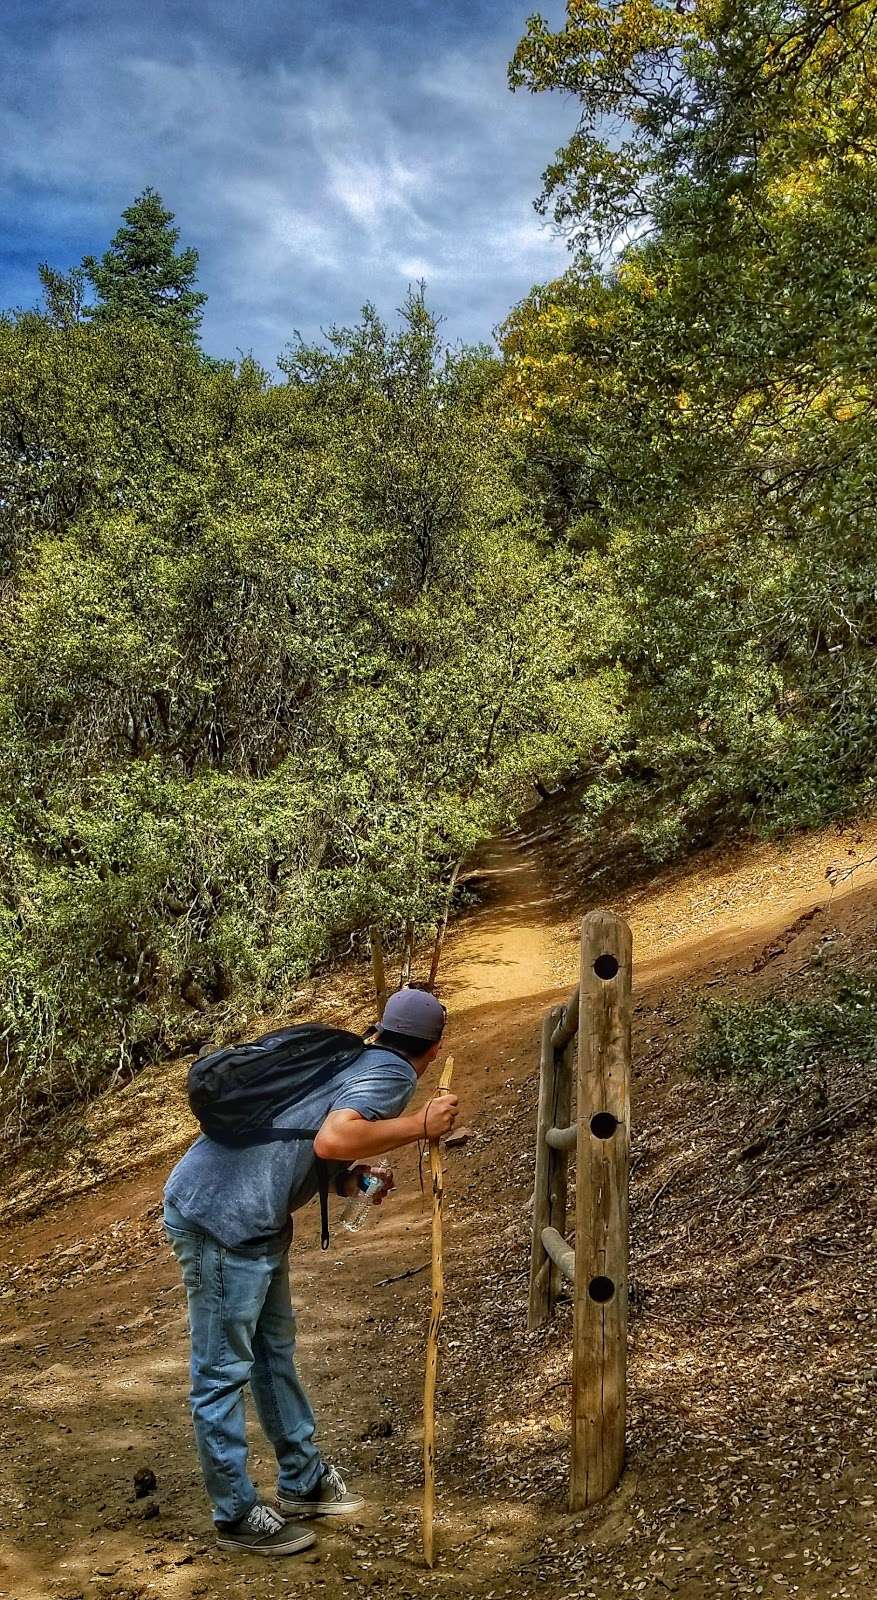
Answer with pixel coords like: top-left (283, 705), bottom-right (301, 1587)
top-left (545, 1123), bottom-right (577, 1151)
top-left (527, 1008), bottom-right (573, 1329)
top-left (541, 1226), bottom-right (576, 1283)
top-left (550, 986), bottom-right (579, 1050)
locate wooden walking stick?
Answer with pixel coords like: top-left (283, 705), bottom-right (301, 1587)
top-left (422, 1054), bottom-right (455, 1568)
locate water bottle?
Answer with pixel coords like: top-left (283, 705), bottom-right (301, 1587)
top-left (340, 1160), bottom-right (391, 1233)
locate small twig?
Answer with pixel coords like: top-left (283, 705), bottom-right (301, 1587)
top-left (730, 1088), bottom-right (875, 1208)
top-left (732, 1097), bottom-right (798, 1164)
top-left (646, 1156), bottom-right (691, 1214)
top-left (791, 1087), bottom-right (876, 1142)
top-left (826, 850), bottom-right (877, 896)
top-left (631, 1241), bottom-right (674, 1266)
top-left (735, 1167), bottom-right (772, 1203)
top-left (375, 1261), bottom-right (429, 1287)
top-left (540, 1377), bottom-right (573, 1397)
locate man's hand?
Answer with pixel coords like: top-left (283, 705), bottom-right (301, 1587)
top-left (314, 1098), bottom-right (464, 1162)
top-left (345, 1163), bottom-right (395, 1204)
top-left (424, 1093), bottom-right (459, 1140)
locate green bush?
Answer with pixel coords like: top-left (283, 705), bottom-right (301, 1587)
top-left (0, 301), bottom-right (590, 1136)
top-left (690, 971), bottom-right (877, 1088)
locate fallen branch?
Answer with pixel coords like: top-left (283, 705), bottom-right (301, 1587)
top-left (791, 1086), bottom-right (876, 1143)
top-left (826, 851), bottom-right (877, 893)
top-left (646, 1155), bottom-right (695, 1214)
top-left (375, 1261), bottom-right (429, 1287)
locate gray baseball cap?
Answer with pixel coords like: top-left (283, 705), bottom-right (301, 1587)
top-left (381, 987), bottom-right (447, 1042)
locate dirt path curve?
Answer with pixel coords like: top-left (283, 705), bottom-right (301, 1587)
top-left (2, 815), bottom-right (877, 1600)
top-left (439, 834), bottom-right (565, 1007)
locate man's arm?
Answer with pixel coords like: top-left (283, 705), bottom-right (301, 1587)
top-left (314, 1095), bottom-right (459, 1163)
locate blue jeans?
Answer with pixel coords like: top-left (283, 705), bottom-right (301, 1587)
top-left (163, 1198), bottom-right (323, 1525)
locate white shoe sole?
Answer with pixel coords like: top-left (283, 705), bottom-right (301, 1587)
top-left (278, 1496), bottom-right (365, 1519)
top-left (216, 1530), bottom-right (316, 1556)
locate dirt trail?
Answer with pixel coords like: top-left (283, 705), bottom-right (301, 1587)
top-left (2, 816), bottom-right (877, 1600)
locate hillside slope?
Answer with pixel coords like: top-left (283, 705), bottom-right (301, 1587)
top-left (1, 814), bottom-right (876, 1600)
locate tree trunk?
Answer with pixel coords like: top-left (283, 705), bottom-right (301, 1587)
top-left (400, 920), bottom-right (415, 987)
top-left (427, 857), bottom-right (463, 992)
top-left (369, 927), bottom-right (388, 1019)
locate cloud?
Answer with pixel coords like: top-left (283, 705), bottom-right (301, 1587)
top-left (328, 154), bottom-right (423, 232)
top-left (396, 257), bottom-right (442, 282)
top-left (0, 1), bottom-right (575, 364)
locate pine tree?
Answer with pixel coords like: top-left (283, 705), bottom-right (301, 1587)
top-left (82, 188), bottom-right (207, 346)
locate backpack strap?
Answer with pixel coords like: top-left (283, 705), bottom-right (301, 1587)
top-left (206, 1126), bottom-right (331, 1250)
top-left (314, 1156), bottom-right (330, 1252)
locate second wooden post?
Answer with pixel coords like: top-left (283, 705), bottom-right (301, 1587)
top-left (570, 908), bottom-right (632, 1510)
top-left (528, 1007), bottom-right (573, 1328)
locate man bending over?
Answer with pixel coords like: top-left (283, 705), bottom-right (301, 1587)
top-left (162, 987), bottom-right (458, 1557)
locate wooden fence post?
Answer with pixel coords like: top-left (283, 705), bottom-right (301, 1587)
top-left (570, 908), bottom-right (632, 1511)
top-left (548, 1029), bottom-right (573, 1305)
top-left (528, 1007), bottom-right (572, 1329)
top-left (528, 1008), bottom-right (560, 1329)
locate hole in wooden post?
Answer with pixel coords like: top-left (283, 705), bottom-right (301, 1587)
top-left (588, 1275), bottom-right (616, 1303)
top-left (590, 1111), bottom-right (619, 1140)
top-left (593, 953), bottom-right (619, 980)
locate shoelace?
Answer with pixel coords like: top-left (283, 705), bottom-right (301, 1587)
top-left (247, 1503), bottom-right (285, 1535)
top-left (324, 1464), bottom-right (347, 1501)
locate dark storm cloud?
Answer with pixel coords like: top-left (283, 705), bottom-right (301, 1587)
top-left (0, 0), bottom-right (575, 364)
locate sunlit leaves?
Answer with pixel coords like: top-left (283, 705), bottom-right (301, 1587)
top-left (503, 0), bottom-right (877, 857)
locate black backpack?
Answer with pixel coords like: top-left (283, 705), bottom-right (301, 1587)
top-left (187, 1023), bottom-right (366, 1249)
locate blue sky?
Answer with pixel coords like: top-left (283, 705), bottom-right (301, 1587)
top-left (0, 0), bottom-right (576, 366)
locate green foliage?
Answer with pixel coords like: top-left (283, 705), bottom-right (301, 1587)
top-left (504, 0), bottom-right (877, 850)
top-left (37, 263), bottom-right (87, 329)
top-left (510, 1), bottom-right (876, 258)
top-left (81, 188), bottom-right (207, 345)
top-left (9, 4), bottom-right (877, 1132)
top-left (0, 296), bottom-right (587, 1134)
top-left (691, 970), bottom-right (877, 1088)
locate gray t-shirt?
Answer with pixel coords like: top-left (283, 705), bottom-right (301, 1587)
top-left (164, 1046), bottom-right (417, 1248)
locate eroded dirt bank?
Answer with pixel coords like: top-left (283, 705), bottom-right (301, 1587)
top-left (2, 816), bottom-right (876, 1600)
